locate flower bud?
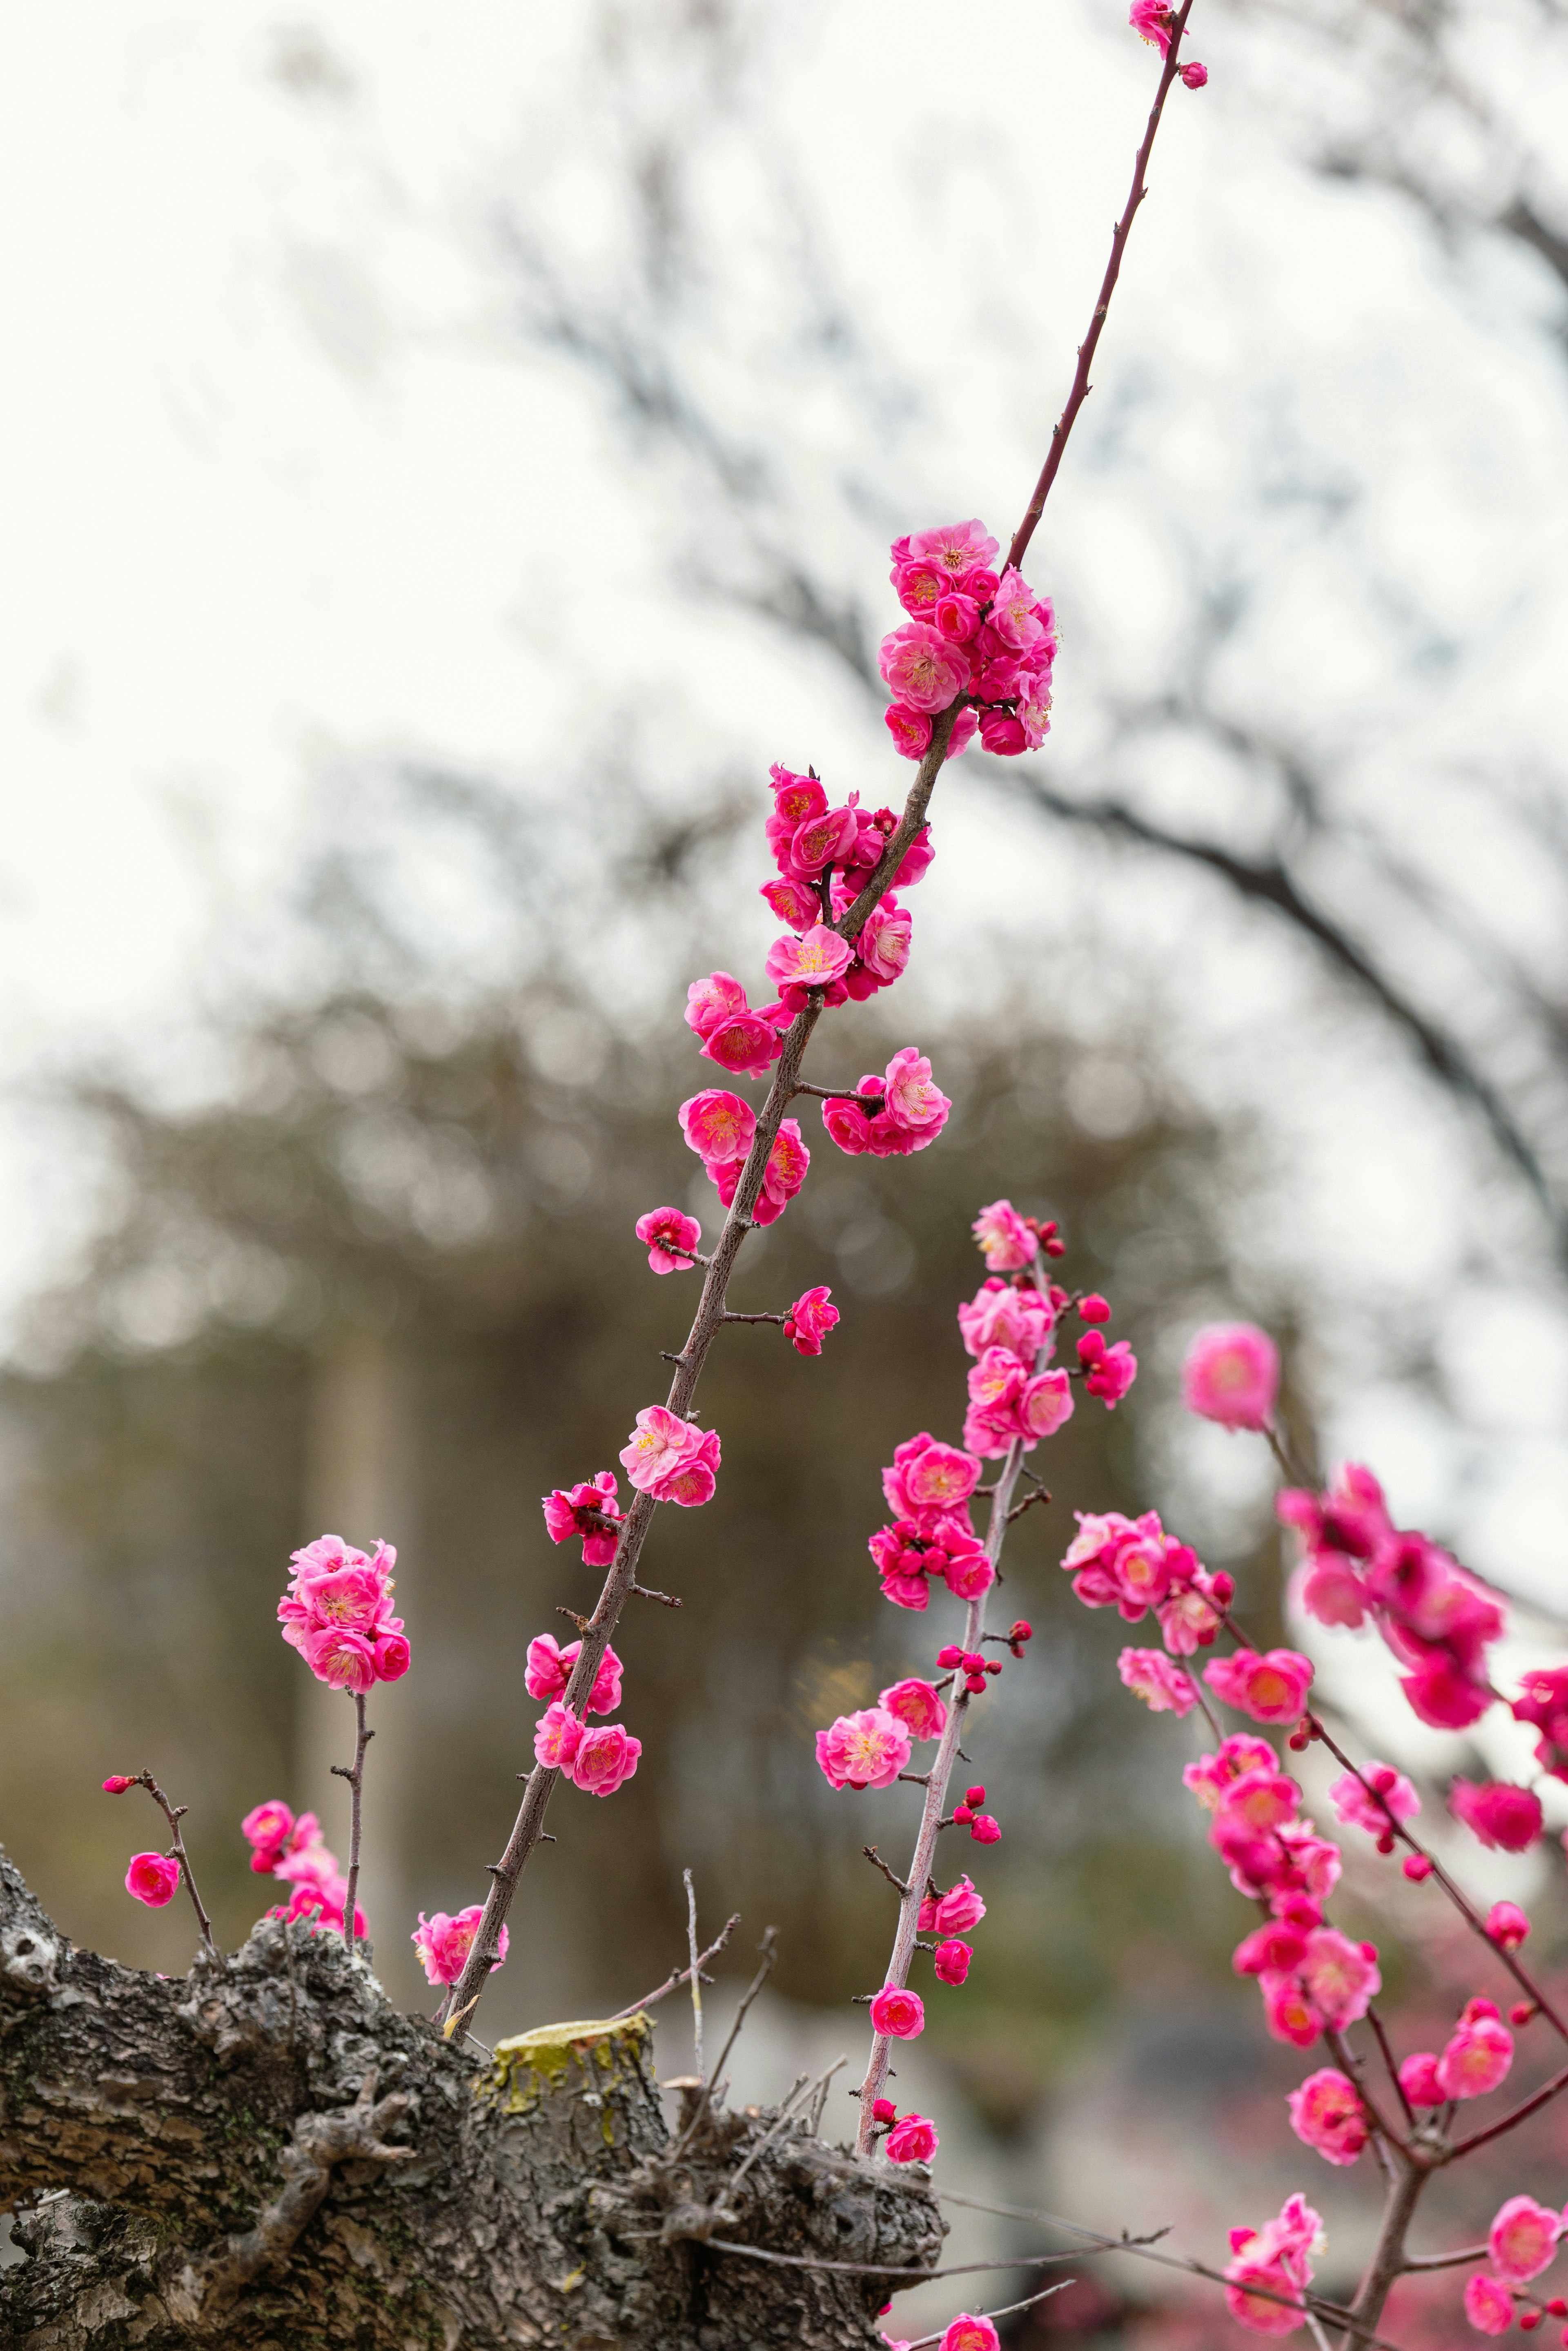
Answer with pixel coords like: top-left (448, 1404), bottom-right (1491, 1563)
top-left (1402, 1853), bottom-right (1434, 1882)
top-left (953, 1804), bottom-right (974, 1826)
top-left (1180, 59), bottom-right (1208, 87)
top-left (102, 1775), bottom-right (136, 1795)
top-left (969, 1815), bottom-right (1000, 1843)
top-left (965, 1786), bottom-right (986, 1807)
top-left (1078, 1294), bottom-right (1111, 1323)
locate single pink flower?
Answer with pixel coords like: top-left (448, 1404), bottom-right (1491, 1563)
top-left (1299, 1929), bottom-right (1380, 2028)
top-left (1118, 1647), bottom-right (1198, 1716)
top-left (1261, 1974), bottom-right (1323, 2050)
top-left (765, 924), bottom-right (854, 990)
top-left (635, 1206), bottom-right (702, 1274)
top-left (879, 622), bottom-right (969, 714)
top-left (1129, 0), bottom-right (1174, 55)
top-left (885, 702), bottom-right (934, 760)
top-left (857, 901), bottom-right (913, 986)
top-left (891, 555), bottom-right (947, 615)
top-left (788, 803), bottom-right (861, 876)
top-left (933, 1938), bottom-right (972, 1986)
top-left (1017, 1369), bottom-right (1074, 1440)
top-left (1180, 59), bottom-right (1209, 88)
top-left (1437, 2003), bottom-right (1514, 2099)
top-left (760, 876), bottom-right (820, 931)
top-left (878, 1678), bottom-right (947, 1740)
top-left (701, 1009), bottom-right (786, 1079)
top-left (568, 1721), bottom-right (643, 1797)
top-left (619, 1406), bottom-right (720, 1506)
top-left (882, 1433), bottom-right (982, 1524)
top-left (1204, 1647), bottom-right (1314, 1725)
top-left (968, 1814), bottom-right (1000, 1844)
top-left (1399, 2052), bottom-right (1443, 2108)
top-left (373, 1629), bottom-right (410, 1682)
top-left (541, 1472), bottom-right (622, 1567)
top-left (1076, 1326), bottom-right (1138, 1406)
top-left (815, 1707), bottom-right (913, 1792)
top-left (1488, 2195), bottom-right (1559, 2284)
top-left (869, 1985), bottom-right (925, 2039)
top-left (302, 1625), bottom-right (379, 1694)
top-left (906, 519), bottom-right (1000, 582)
top-left (883, 2110), bottom-right (939, 2165)
top-left (1328, 1763), bottom-right (1419, 1843)
top-left (684, 969), bottom-right (749, 1041)
top-left (1400, 1655), bottom-right (1494, 1731)
top-left (1182, 1322), bottom-right (1280, 1432)
top-left (882, 1045), bottom-right (951, 1138)
top-left (533, 1701), bottom-right (585, 1772)
top-left (971, 1199), bottom-right (1038, 1271)
top-left (679, 1088), bottom-right (756, 1168)
top-left (1487, 1901), bottom-right (1532, 1952)
top-left (933, 1876), bottom-right (986, 1936)
top-left (524, 1635), bottom-right (623, 1716)
top-left (1234, 1923), bottom-right (1307, 1977)
top-left (1223, 2194), bottom-right (1321, 2337)
top-left (1463, 2273), bottom-right (1515, 2335)
top-left (241, 1800), bottom-right (294, 1852)
top-left (125, 1852), bottom-right (181, 1907)
top-left (1450, 1778), bottom-right (1544, 1852)
top-left (940, 2319), bottom-right (1000, 2351)
top-left (410, 1905), bottom-right (509, 1987)
top-left (784, 1285), bottom-right (840, 1357)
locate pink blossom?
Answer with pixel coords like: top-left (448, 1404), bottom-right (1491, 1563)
top-left (769, 763), bottom-right (827, 826)
top-left (1234, 1923), bottom-right (1307, 1977)
top-left (1180, 60), bottom-right (1209, 88)
top-left (1076, 1326), bottom-right (1138, 1405)
top-left (765, 924), bottom-right (854, 992)
top-left (969, 1814), bottom-right (1000, 1844)
top-left (760, 875), bottom-right (820, 930)
top-left (891, 556), bottom-right (947, 616)
top-left (882, 1046), bottom-right (952, 1142)
top-left (883, 2111), bottom-right (939, 2165)
top-left (1299, 1929), bottom-right (1380, 2028)
top-left (1261, 1975), bottom-right (1323, 2050)
top-left (524, 1634), bottom-right (624, 1716)
top-left (938, 1535), bottom-right (995, 1602)
top-left (1451, 1778), bottom-right (1544, 1852)
top-left (934, 1939), bottom-right (972, 1986)
top-left (958, 1276), bottom-right (1056, 1364)
top-left (1156, 1565), bottom-right (1232, 1655)
top-left (1438, 2001), bottom-right (1515, 2099)
top-left (972, 1199), bottom-right (1038, 1271)
top-left (1183, 1733), bottom-right (1280, 1811)
top-left (701, 1005), bottom-right (788, 1079)
top-left (1399, 1654), bottom-right (1494, 1731)
top-left (635, 1206), bottom-right (702, 1275)
top-left (878, 622), bottom-right (970, 715)
top-left (568, 1721), bottom-right (643, 1797)
top-left (988, 568), bottom-right (1045, 651)
top-left (1328, 1763), bottom-right (1419, 1843)
top-left (882, 1433), bottom-right (982, 1525)
top-left (292, 1565), bottom-right (388, 1635)
top-left (679, 1088), bottom-right (756, 1168)
top-left (1182, 1322), bottom-right (1280, 1432)
top-left (1129, 0), bottom-right (1175, 55)
top-left (1399, 2052), bottom-right (1443, 2108)
top-left (1489, 2195), bottom-right (1559, 2284)
top-left (303, 1625), bottom-right (379, 1694)
top-left (1018, 1369), bottom-right (1074, 1440)
top-left (940, 2319), bottom-right (1000, 2351)
top-left (906, 519), bottom-right (1000, 583)
top-left (934, 592), bottom-right (982, 644)
top-left (1118, 1648), bottom-right (1198, 1716)
top-left (784, 1284), bottom-right (839, 1356)
top-left (1287, 2068), bottom-right (1368, 2167)
top-left (541, 1472), bottom-right (622, 1567)
top-left (855, 900), bottom-right (913, 990)
top-left (684, 970), bottom-right (749, 1041)
top-left (933, 1876), bottom-right (986, 1935)
top-left (1213, 1767), bottom-right (1300, 1839)
top-left (533, 1702), bottom-right (585, 1772)
top-left (619, 1406), bottom-right (721, 1506)
top-left (1204, 1647), bottom-right (1314, 1725)
top-left (885, 703), bottom-right (934, 761)
top-left (102, 1774), bottom-right (136, 1794)
top-left (1487, 1901), bottom-right (1532, 1952)
top-left (1463, 2274), bottom-right (1515, 2336)
top-left (815, 1707), bottom-right (913, 1792)
top-left (788, 803), bottom-right (861, 877)
top-left (1224, 2193), bottom-right (1322, 2336)
top-left (410, 1905), bottom-right (510, 1987)
top-left (125, 1852), bottom-right (181, 1907)
top-left (869, 1985), bottom-right (925, 2039)
top-left (241, 1800), bottom-right (294, 1854)
top-left (977, 708), bottom-right (1027, 756)
top-left (879, 1678), bottom-right (947, 1740)
top-left (374, 1630), bottom-right (411, 1682)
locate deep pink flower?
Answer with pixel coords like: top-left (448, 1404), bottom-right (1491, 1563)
top-left (410, 1905), bottom-right (509, 1986)
top-left (241, 1799), bottom-right (293, 1852)
top-left (524, 1635), bottom-right (624, 1716)
top-left (541, 1472), bottom-right (623, 1567)
top-left (958, 1276), bottom-right (1056, 1364)
top-left (1438, 2004), bottom-right (1514, 2099)
top-left (1399, 2052), bottom-right (1443, 2107)
top-left (788, 803), bottom-right (861, 877)
top-left (1204, 1647), bottom-right (1314, 1725)
top-left (815, 1707), bottom-right (912, 1792)
top-left (1489, 2195), bottom-right (1560, 2284)
top-left (568, 1722), bottom-right (643, 1796)
top-left (869, 1985), bottom-right (925, 2039)
top-left (969, 1814), bottom-right (1000, 1844)
top-left (906, 519), bottom-right (1000, 582)
top-left (977, 708), bottom-right (1028, 756)
top-left (1129, 0), bottom-right (1174, 55)
top-left (1400, 1655), bottom-right (1494, 1731)
top-left (1076, 1326), bottom-right (1138, 1405)
top-left (1287, 2068), bottom-right (1368, 2167)
top-left (940, 2319), bottom-right (1000, 2351)
top-left (1463, 2274), bottom-right (1515, 2336)
top-left (891, 557), bottom-right (947, 617)
top-left (125, 1852), bottom-right (181, 1907)
top-left (933, 592), bottom-right (982, 644)
top-left (533, 1702), bottom-right (585, 1772)
top-left (1183, 1733), bottom-right (1280, 1811)
top-left (1018, 1369), bottom-right (1074, 1440)
top-left (1182, 1323), bottom-right (1280, 1432)
top-left (879, 1678), bottom-right (947, 1740)
top-left (878, 623), bottom-right (969, 715)
top-left (1118, 1648), bottom-right (1198, 1716)
top-left (856, 900), bottom-right (913, 989)
top-left (1298, 1929), bottom-right (1380, 2028)
top-left (1261, 1974), bottom-right (1323, 2050)
top-left (1180, 59), bottom-right (1209, 88)
top-left (784, 1285), bottom-right (840, 1357)
top-left (702, 1007), bottom-right (787, 1079)
top-left (882, 1433), bottom-right (982, 1525)
top-left (988, 568), bottom-right (1045, 650)
top-left (972, 1199), bottom-right (1038, 1271)
top-left (1450, 1778), bottom-right (1544, 1852)
top-left (1234, 1923), bottom-right (1307, 1977)
top-left (679, 1088), bottom-right (756, 1168)
top-left (619, 1406), bottom-right (720, 1506)
top-left (933, 1876), bottom-right (986, 1936)
top-left (933, 1939), bottom-right (972, 1986)
top-left (684, 970), bottom-right (749, 1041)
top-left (102, 1774), bottom-right (137, 1795)
top-left (291, 1565), bottom-right (387, 1634)
top-left (1223, 2194), bottom-right (1322, 2337)
top-left (883, 2111), bottom-right (939, 2165)
top-left (1328, 1763), bottom-right (1419, 1842)
top-left (635, 1206), bottom-right (702, 1274)
top-left (938, 1533), bottom-right (994, 1602)
top-left (303, 1625), bottom-right (379, 1694)
top-left (765, 924), bottom-right (855, 991)
top-left (885, 702), bottom-right (934, 760)
top-left (1487, 1901), bottom-right (1532, 1952)
top-left (373, 1631), bottom-right (410, 1682)
top-left (760, 876), bottom-right (820, 931)
top-left (882, 1046), bottom-right (951, 1140)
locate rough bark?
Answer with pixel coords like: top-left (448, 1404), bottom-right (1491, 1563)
top-left (0, 1850), bottom-right (942, 2348)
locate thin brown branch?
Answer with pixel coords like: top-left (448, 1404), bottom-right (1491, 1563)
top-left (608, 1910), bottom-right (740, 2022)
top-left (1446, 2056), bottom-right (1568, 2159)
top-left (128, 1770), bottom-right (217, 1959)
top-left (329, 1692), bottom-right (372, 1960)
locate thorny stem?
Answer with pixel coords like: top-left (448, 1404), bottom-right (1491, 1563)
top-left (330, 1692), bottom-right (372, 1961)
top-left (436, 707), bottom-right (961, 2036)
top-left (131, 1770), bottom-right (217, 1959)
top-left (1006, 0), bottom-right (1196, 575)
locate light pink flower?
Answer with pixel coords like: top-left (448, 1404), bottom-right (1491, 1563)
top-left (1450, 1778), bottom-right (1544, 1852)
top-left (303, 1625), bottom-right (379, 1694)
top-left (1463, 2274), bottom-right (1515, 2335)
top-left (957, 1276), bottom-right (1056, 1364)
top-left (972, 1199), bottom-right (1038, 1270)
top-left (1183, 1733), bottom-right (1280, 1811)
top-left (906, 519), bottom-right (1000, 582)
top-left (1328, 1763), bottom-right (1419, 1842)
top-left (635, 1206), bottom-right (702, 1274)
top-left (815, 1707), bottom-right (913, 1791)
top-left (241, 1800), bottom-right (294, 1854)
top-left (878, 623), bottom-right (969, 714)
top-left (883, 1046), bottom-right (951, 1135)
top-left (1204, 1647), bottom-right (1314, 1725)
top-left (891, 555), bottom-right (947, 615)
top-left (541, 1472), bottom-right (622, 1567)
top-left (524, 1635), bottom-right (624, 1716)
top-left (1018, 1369), bottom-right (1074, 1440)
top-left (882, 1433), bottom-right (982, 1524)
top-left (933, 1876), bottom-right (986, 1935)
top-left (765, 924), bottom-right (854, 991)
top-left (1487, 1901), bottom-right (1531, 1952)
top-left (1182, 1322), bottom-right (1280, 1432)
top-left (293, 1565), bottom-right (388, 1634)
top-left (1399, 2052), bottom-right (1443, 2108)
top-left (619, 1406), bottom-right (721, 1506)
top-left (410, 1905), bottom-right (509, 1987)
top-left (1438, 2003), bottom-right (1514, 2099)
top-left (125, 1852), bottom-right (181, 1907)
top-left (1489, 2195), bottom-right (1559, 2283)
top-left (1299, 1929), bottom-right (1380, 2028)
top-left (679, 1088), bottom-right (756, 1167)
top-left (934, 1939), bottom-right (971, 1985)
top-left (784, 1285), bottom-right (839, 1357)
top-left (1286, 2070), bottom-right (1368, 2167)
top-left (869, 1985), bottom-right (925, 2039)
top-left (568, 1721), bottom-right (643, 1797)
top-left (879, 1678), bottom-right (948, 1740)
top-left (883, 2110), bottom-right (939, 2164)
top-left (858, 901), bottom-right (913, 985)
top-left (940, 2319), bottom-right (1000, 2351)
top-left (1118, 1648), bottom-right (1198, 1716)
top-left (533, 1702), bottom-right (584, 1772)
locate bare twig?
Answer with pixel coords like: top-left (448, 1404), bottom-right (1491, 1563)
top-left (673, 1927), bottom-right (780, 2154)
top-left (684, 1870), bottom-right (705, 2086)
top-left (329, 1692), bottom-right (372, 1959)
top-left (124, 1769), bottom-right (217, 1958)
top-left (608, 1910), bottom-right (740, 2021)
top-left (906, 2282), bottom-right (1071, 2347)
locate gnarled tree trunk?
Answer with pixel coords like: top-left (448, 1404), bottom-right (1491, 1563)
top-left (0, 1852), bottom-right (942, 2347)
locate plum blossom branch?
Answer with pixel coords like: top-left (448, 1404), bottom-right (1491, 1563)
top-left (104, 1769), bottom-right (218, 1957)
top-left (328, 1694), bottom-right (372, 1961)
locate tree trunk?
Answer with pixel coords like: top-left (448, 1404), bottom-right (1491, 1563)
top-left (0, 1850), bottom-right (942, 2347)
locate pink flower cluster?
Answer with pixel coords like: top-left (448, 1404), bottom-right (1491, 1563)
top-left (533, 1703), bottom-right (643, 1796)
top-left (821, 1049), bottom-right (951, 1158)
top-left (679, 1089), bottom-right (810, 1226)
top-left (1205, 1647), bottom-right (1315, 1727)
top-left (1399, 1998), bottom-right (1515, 2105)
top-left (524, 1633), bottom-right (624, 1715)
top-left (1062, 1508), bottom-right (1233, 1653)
top-left (872, 1517), bottom-right (993, 1612)
top-left (241, 1800), bottom-right (367, 1938)
top-left (1327, 1761), bottom-right (1419, 1853)
top-left (277, 1533), bottom-right (411, 1694)
top-left (1224, 2193), bottom-right (1322, 2337)
top-left (685, 969), bottom-right (793, 1079)
top-left (620, 1406), bottom-right (721, 1506)
top-left (1280, 1463), bottom-right (1503, 1730)
top-left (412, 1904), bottom-right (509, 1987)
top-left (964, 1344), bottom-right (1072, 1457)
top-left (762, 766), bottom-right (930, 965)
top-left (880, 520), bottom-right (1057, 763)
top-left (542, 1472), bottom-right (624, 1566)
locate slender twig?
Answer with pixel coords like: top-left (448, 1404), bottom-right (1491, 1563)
top-left (905, 2282), bottom-right (1072, 2347)
top-left (1447, 2056), bottom-right (1568, 2159)
top-left (791, 1081), bottom-right (883, 1103)
top-left (1006, 1488), bottom-right (1052, 1524)
top-left (674, 1928), bottom-right (780, 2155)
top-left (1323, 2027), bottom-right (1409, 2159)
top-left (1006, 0), bottom-right (1196, 573)
top-left (127, 1770), bottom-right (218, 1958)
top-left (721, 1311), bottom-right (788, 1327)
top-left (806, 2056), bottom-right (846, 2135)
top-left (719, 2075), bottom-right (811, 2202)
top-left (684, 1870), bottom-right (705, 2086)
top-left (608, 1911), bottom-right (740, 2021)
top-left (631, 1581), bottom-right (683, 1608)
top-left (1400, 2244), bottom-right (1489, 2274)
top-left (862, 1846), bottom-right (911, 1896)
top-left (330, 1692), bottom-right (372, 1959)
top-left (1368, 2008), bottom-right (1418, 2131)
